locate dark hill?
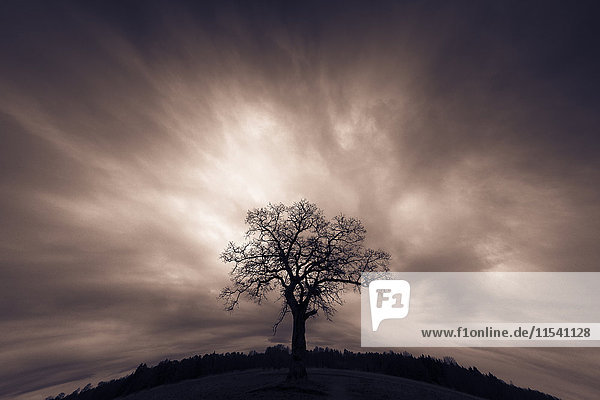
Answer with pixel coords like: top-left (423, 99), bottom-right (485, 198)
top-left (120, 368), bottom-right (488, 400)
top-left (45, 346), bottom-right (560, 400)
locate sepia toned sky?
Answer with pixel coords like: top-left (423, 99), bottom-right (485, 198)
top-left (1, 1), bottom-right (599, 399)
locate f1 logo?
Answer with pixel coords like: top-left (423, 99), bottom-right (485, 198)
top-left (369, 280), bottom-right (411, 331)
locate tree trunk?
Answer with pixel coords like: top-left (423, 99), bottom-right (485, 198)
top-left (287, 310), bottom-right (308, 380)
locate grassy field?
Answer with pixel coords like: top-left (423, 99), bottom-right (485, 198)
top-left (120, 368), bottom-right (486, 400)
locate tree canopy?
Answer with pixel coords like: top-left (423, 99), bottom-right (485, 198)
top-left (219, 200), bottom-right (391, 327)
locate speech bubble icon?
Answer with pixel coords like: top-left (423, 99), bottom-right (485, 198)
top-left (369, 280), bottom-right (411, 331)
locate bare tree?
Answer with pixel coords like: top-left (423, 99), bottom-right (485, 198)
top-left (220, 200), bottom-right (390, 379)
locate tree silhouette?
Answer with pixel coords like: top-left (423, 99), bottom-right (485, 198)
top-left (220, 199), bottom-right (390, 379)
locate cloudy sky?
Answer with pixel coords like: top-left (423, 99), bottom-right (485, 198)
top-left (1, 1), bottom-right (599, 399)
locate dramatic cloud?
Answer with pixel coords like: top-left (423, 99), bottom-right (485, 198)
top-left (0, 1), bottom-right (598, 399)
